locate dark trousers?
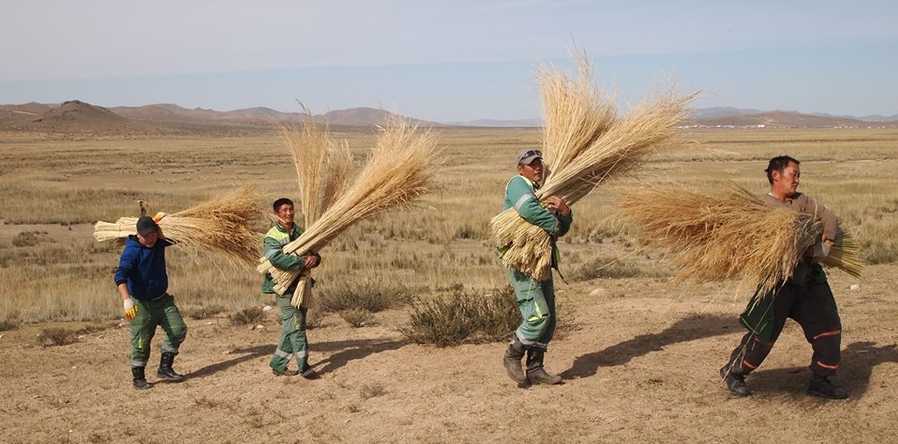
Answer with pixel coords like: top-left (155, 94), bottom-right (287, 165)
top-left (727, 264), bottom-right (842, 377)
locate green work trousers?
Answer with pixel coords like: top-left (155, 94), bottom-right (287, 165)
top-left (129, 294), bottom-right (187, 368)
top-left (506, 267), bottom-right (556, 350)
top-left (269, 294), bottom-right (310, 372)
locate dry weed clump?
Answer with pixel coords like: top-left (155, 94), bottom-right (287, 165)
top-left (401, 287), bottom-right (520, 347)
top-left (318, 280), bottom-right (409, 313)
top-left (339, 308), bottom-right (376, 328)
top-left (183, 304), bottom-right (226, 320)
top-left (619, 184), bottom-right (860, 293)
top-left (229, 306), bottom-right (265, 326)
top-left (569, 254), bottom-right (666, 281)
top-left (491, 55), bottom-right (693, 280)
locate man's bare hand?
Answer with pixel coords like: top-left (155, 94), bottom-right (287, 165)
top-left (304, 254), bottom-right (320, 269)
top-left (544, 196), bottom-right (571, 216)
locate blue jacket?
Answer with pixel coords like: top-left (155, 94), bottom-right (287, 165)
top-left (114, 236), bottom-right (173, 301)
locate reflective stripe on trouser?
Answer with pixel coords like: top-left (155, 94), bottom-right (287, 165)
top-left (505, 267), bottom-right (556, 350)
top-left (129, 294), bottom-right (187, 368)
top-left (270, 294), bottom-right (309, 372)
top-left (728, 265), bottom-right (841, 377)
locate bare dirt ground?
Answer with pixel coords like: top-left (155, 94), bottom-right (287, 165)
top-left (1, 264), bottom-right (895, 443)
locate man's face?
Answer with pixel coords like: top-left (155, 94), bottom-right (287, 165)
top-left (518, 159), bottom-right (544, 183)
top-left (137, 230), bottom-right (159, 248)
top-left (275, 203), bottom-right (295, 225)
top-left (773, 162), bottom-right (801, 195)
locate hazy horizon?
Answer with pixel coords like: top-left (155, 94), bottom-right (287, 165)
top-left (3, 0), bottom-right (897, 121)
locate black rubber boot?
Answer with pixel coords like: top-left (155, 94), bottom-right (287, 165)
top-left (132, 366), bottom-right (151, 390)
top-left (526, 349), bottom-right (562, 385)
top-left (720, 363), bottom-right (751, 397)
top-left (157, 352), bottom-right (185, 381)
top-left (807, 375), bottom-right (848, 399)
top-left (300, 366), bottom-right (320, 380)
top-left (503, 337), bottom-right (528, 387)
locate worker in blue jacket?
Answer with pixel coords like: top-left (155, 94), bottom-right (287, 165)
top-left (114, 215), bottom-right (187, 390)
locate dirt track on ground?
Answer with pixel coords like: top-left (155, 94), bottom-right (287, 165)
top-left (1, 266), bottom-right (896, 443)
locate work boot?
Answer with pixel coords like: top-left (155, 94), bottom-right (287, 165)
top-left (272, 368), bottom-right (299, 377)
top-left (526, 349), bottom-right (562, 385)
top-left (720, 363), bottom-right (751, 397)
top-left (807, 375), bottom-right (848, 400)
top-left (503, 337), bottom-right (528, 387)
top-left (300, 366), bottom-right (320, 380)
top-left (132, 367), bottom-right (151, 390)
top-left (157, 352), bottom-right (185, 381)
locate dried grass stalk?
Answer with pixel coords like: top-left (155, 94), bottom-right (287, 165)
top-left (93, 187), bottom-right (262, 265)
top-left (618, 184), bottom-right (862, 294)
top-left (821, 231), bottom-right (863, 278)
top-left (490, 56), bottom-right (694, 280)
top-left (258, 118), bottom-right (438, 294)
top-left (280, 120), bottom-right (354, 305)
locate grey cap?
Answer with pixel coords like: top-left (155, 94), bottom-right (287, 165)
top-left (517, 148), bottom-right (543, 165)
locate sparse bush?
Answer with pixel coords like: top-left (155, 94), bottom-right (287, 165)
top-left (339, 308), bottom-right (375, 328)
top-left (401, 287), bottom-right (520, 347)
top-left (184, 304), bottom-right (226, 320)
top-left (230, 306), bottom-right (265, 326)
top-left (37, 327), bottom-right (79, 347)
top-left (569, 255), bottom-right (666, 281)
top-left (319, 280), bottom-right (409, 313)
top-left (863, 241), bottom-right (898, 265)
top-left (12, 230), bottom-right (48, 247)
top-left (0, 318), bottom-right (18, 331)
top-left (359, 383), bottom-right (386, 399)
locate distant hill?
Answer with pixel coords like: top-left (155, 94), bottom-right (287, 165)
top-left (687, 110), bottom-right (895, 128)
top-left (0, 100), bottom-right (437, 134)
top-left (450, 118), bottom-right (542, 128)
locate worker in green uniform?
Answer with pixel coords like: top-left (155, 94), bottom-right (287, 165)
top-left (721, 155), bottom-right (848, 399)
top-left (499, 149), bottom-right (572, 387)
top-left (262, 197), bottom-right (321, 378)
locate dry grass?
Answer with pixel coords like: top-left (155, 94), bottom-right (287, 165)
top-left (259, 118), bottom-right (439, 295)
top-left (229, 306), bottom-right (265, 326)
top-left (491, 56), bottom-right (694, 280)
top-left (93, 187), bottom-right (263, 266)
top-left (338, 308), bottom-right (376, 328)
top-left (618, 184), bottom-right (839, 293)
top-left (0, 127), bottom-right (896, 324)
top-left (401, 287), bottom-right (520, 347)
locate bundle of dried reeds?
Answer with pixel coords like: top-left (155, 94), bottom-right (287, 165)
top-left (619, 184), bottom-right (862, 293)
top-left (490, 56), bottom-right (693, 281)
top-left (93, 187), bottom-right (262, 265)
top-left (257, 118), bottom-right (438, 295)
top-left (278, 121), bottom-right (353, 307)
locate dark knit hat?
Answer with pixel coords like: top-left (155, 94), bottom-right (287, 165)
top-left (136, 216), bottom-right (160, 236)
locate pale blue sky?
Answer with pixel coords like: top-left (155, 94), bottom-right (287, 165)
top-left (2, 0), bottom-right (896, 121)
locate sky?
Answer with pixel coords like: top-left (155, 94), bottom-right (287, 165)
top-left (1, 0), bottom-right (897, 121)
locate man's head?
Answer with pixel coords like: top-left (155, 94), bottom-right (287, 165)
top-left (272, 197), bottom-right (295, 227)
top-left (765, 155), bottom-right (801, 196)
top-left (136, 216), bottom-right (160, 247)
top-left (516, 148), bottom-right (544, 184)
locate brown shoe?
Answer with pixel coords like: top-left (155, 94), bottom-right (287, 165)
top-left (526, 349), bottom-right (562, 385)
top-left (503, 337), bottom-right (528, 387)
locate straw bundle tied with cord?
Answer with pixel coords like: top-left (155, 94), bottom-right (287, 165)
top-left (257, 118), bottom-right (439, 303)
top-left (93, 187), bottom-right (263, 266)
top-left (618, 183), bottom-right (863, 295)
top-left (490, 55), bottom-right (696, 281)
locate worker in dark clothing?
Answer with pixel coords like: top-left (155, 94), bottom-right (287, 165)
top-left (114, 215), bottom-right (187, 390)
top-left (721, 155), bottom-right (847, 399)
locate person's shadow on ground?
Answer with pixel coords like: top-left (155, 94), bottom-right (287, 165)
top-left (561, 313), bottom-right (738, 380)
top-left (185, 338), bottom-right (408, 380)
top-left (747, 341), bottom-right (898, 399)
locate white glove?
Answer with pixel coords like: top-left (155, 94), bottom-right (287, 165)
top-left (123, 298), bottom-right (138, 320)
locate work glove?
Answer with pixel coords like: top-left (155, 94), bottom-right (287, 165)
top-left (123, 298), bottom-right (138, 321)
